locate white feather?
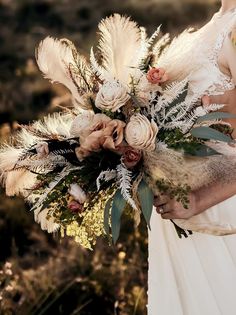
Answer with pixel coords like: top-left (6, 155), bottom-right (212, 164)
top-left (5, 170), bottom-right (37, 197)
top-left (36, 36), bottom-right (86, 106)
top-left (96, 14), bottom-right (141, 85)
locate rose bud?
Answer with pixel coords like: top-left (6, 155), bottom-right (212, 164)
top-left (68, 200), bottom-right (84, 213)
top-left (68, 184), bottom-right (87, 204)
top-left (123, 147), bottom-right (142, 168)
top-left (147, 67), bottom-right (168, 84)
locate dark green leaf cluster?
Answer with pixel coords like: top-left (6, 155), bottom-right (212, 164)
top-left (79, 150), bottom-right (121, 192)
top-left (156, 179), bottom-right (191, 209)
top-left (105, 180), bottom-right (154, 244)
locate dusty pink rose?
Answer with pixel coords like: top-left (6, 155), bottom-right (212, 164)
top-left (147, 67), bottom-right (168, 84)
top-left (123, 147), bottom-right (142, 168)
top-left (75, 117), bottom-right (126, 161)
top-left (68, 200), bottom-right (84, 213)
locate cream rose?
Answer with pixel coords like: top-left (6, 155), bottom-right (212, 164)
top-left (125, 114), bottom-right (158, 151)
top-left (95, 81), bottom-right (130, 112)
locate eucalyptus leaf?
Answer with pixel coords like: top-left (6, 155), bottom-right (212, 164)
top-left (190, 126), bottom-right (233, 143)
top-left (138, 180), bottom-right (154, 229)
top-left (186, 144), bottom-right (221, 157)
top-left (111, 190), bottom-right (126, 244)
top-left (197, 112), bottom-right (236, 123)
top-left (104, 198), bottom-right (112, 236)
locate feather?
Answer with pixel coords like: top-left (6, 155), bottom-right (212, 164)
top-left (36, 36), bottom-right (87, 107)
top-left (5, 170), bottom-right (37, 197)
top-left (32, 112), bottom-right (74, 139)
top-left (90, 47), bottom-right (112, 81)
top-left (14, 154), bottom-right (67, 174)
top-left (96, 14), bottom-right (141, 84)
top-left (116, 164), bottom-right (137, 210)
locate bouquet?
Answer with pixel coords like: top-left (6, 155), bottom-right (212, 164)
top-left (0, 14), bottom-right (235, 249)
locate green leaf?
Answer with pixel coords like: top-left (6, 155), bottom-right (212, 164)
top-left (197, 112), bottom-right (236, 123)
top-left (186, 144), bottom-right (221, 157)
top-left (104, 198), bottom-right (112, 236)
top-left (111, 190), bottom-right (126, 244)
top-left (190, 126), bottom-right (233, 143)
top-left (137, 180), bottom-right (154, 229)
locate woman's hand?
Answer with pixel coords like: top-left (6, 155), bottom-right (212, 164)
top-left (154, 193), bottom-right (198, 220)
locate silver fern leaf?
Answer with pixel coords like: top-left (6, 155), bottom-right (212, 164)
top-left (147, 25), bottom-right (161, 49)
top-left (153, 33), bottom-right (170, 58)
top-left (30, 166), bottom-right (79, 213)
top-left (116, 164), bottom-right (137, 210)
top-left (96, 169), bottom-right (117, 191)
top-left (90, 47), bottom-right (112, 81)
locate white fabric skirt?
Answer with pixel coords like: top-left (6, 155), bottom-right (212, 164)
top-left (148, 195), bottom-right (236, 315)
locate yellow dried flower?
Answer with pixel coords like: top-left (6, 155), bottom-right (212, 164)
top-left (65, 188), bottom-right (115, 249)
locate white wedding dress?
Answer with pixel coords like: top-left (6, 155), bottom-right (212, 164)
top-left (148, 9), bottom-right (236, 315)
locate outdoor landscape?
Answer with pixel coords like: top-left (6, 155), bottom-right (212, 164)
top-left (0, 0), bottom-right (220, 314)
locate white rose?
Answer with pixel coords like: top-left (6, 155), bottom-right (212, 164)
top-left (68, 184), bottom-right (87, 204)
top-left (36, 142), bottom-right (49, 158)
top-left (70, 111), bottom-right (95, 138)
top-left (125, 114), bottom-right (158, 151)
top-left (95, 81), bottom-right (130, 112)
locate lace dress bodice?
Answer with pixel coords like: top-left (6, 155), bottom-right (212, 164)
top-left (158, 9), bottom-right (236, 97)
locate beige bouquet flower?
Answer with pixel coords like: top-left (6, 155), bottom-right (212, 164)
top-left (125, 114), bottom-right (158, 151)
top-left (95, 81), bottom-right (130, 112)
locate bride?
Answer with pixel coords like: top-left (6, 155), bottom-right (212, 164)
top-left (148, 0), bottom-right (236, 314)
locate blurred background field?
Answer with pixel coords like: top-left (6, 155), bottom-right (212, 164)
top-left (0, 0), bottom-right (220, 314)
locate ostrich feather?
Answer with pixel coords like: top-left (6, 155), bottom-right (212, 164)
top-left (5, 170), bottom-right (37, 197)
top-left (36, 37), bottom-right (87, 107)
top-left (96, 14), bottom-right (141, 85)
top-left (0, 145), bottom-right (44, 196)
